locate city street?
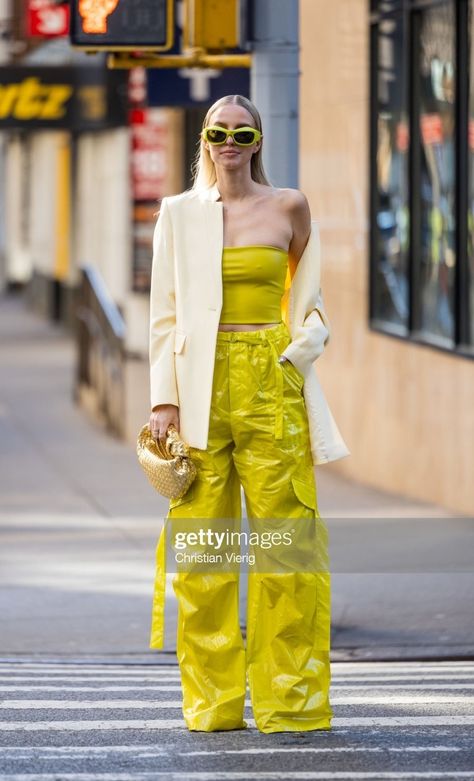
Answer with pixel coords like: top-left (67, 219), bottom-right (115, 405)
top-left (1, 0), bottom-right (474, 774)
top-left (0, 660), bottom-right (473, 779)
top-left (1, 291), bottom-right (473, 779)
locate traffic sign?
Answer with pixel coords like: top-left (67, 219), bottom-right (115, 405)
top-left (70, 0), bottom-right (174, 50)
top-left (147, 66), bottom-right (249, 107)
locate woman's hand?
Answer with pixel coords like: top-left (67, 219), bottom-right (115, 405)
top-left (150, 404), bottom-right (180, 446)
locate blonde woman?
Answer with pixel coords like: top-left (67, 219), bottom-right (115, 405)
top-left (148, 94), bottom-right (349, 734)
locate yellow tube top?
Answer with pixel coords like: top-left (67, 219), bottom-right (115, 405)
top-left (220, 245), bottom-right (289, 324)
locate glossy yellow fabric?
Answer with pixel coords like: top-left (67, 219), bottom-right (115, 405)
top-left (219, 245), bottom-right (288, 324)
top-left (149, 321), bottom-right (333, 734)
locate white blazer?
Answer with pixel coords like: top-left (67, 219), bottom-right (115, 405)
top-left (149, 182), bottom-right (350, 465)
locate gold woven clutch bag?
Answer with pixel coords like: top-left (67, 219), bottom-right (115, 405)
top-left (136, 423), bottom-right (197, 500)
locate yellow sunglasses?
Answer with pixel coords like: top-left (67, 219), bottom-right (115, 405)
top-left (201, 125), bottom-right (262, 147)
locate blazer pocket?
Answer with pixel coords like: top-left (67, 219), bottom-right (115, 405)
top-left (282, 359), bottom-right (305, 389)
top-left (174, 330), bottom-right (187, 354)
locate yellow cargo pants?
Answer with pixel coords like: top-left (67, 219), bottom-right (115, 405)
top-left (149, 320), bottom-right (333, 734)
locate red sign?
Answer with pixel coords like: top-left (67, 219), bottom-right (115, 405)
top-left (396, 120), bottom-right (409, 152)
top-left (130, 108), bottom-right (170, 201)
top-left (27, 1), bottom-right (70, 37)
top-left (469, 119), bottom-right (474, 151)
top-left (420, 113), bottom-right (443, 146)
top-left (128, 67), bottom-right (147, 106)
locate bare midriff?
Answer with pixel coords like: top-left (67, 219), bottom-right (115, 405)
top-left (217, 322), bottom-right (281, 331)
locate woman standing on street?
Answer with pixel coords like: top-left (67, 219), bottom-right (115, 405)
top-left (148, 94), bottom-right (350, 734)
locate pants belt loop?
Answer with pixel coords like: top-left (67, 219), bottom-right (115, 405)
top-left (265, 332), bottom-right (283, 440)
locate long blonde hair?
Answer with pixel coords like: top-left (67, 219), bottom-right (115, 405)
top-left (190, 94), bottom-right (273, 191)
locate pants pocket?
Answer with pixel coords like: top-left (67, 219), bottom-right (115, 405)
top-left (291, 473), bottom-right (317, 512)
top-left (281, 358), bottom-right (305, 391)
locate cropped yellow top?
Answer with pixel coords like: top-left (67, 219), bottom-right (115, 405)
top-left (220, 245), bottom-right (289, 324)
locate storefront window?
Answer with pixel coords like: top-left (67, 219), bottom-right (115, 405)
top-left (417, 1), bottom-right (456, 345)
top-left (370, 0), bottom-right (474, 356)
top-left (373, 13), bottom-right (410, 330)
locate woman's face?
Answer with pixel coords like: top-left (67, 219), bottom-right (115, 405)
top-left (204, 104), bottom-right (262, 170)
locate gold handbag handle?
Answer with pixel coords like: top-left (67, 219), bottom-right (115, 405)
top-left (150, 424), bottom-right (181, 461)
top-left (152, 429), bottom-right (170, 460)
top-left (166, 425), bottom-right (190, 457)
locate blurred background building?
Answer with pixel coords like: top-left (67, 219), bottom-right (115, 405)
top-left (300, 0), bottom-right (473, 514)
top-left (0, 0), bottom-right (472, 515)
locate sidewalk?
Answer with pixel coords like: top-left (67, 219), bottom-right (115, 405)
top-left (0, 290), bottom-right (472, 662)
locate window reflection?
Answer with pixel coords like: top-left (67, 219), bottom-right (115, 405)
top-left (417, 1), bottom-right (456, 344)
top-left (374, 14), bottom-right (410, 328)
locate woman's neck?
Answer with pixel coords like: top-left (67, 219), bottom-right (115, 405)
top-left (214, 170), bottom-right (260, 203)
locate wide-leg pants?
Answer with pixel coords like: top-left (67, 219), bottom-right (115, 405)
top-left (149, 320), bottom-right (333, 734)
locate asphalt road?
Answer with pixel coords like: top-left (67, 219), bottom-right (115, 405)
top-left (1, 291), bottom-right (473, 663)
top-left (0, 658), bottom-right (473, 779)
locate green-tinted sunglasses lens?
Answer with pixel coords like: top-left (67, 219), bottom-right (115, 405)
top-left (205, 127), bottom-right (227, 144)
top-left (233, 129), bottom-right (258, 145)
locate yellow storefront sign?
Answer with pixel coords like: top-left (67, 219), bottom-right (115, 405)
top-left (0, 78), bottom-right (73, 121)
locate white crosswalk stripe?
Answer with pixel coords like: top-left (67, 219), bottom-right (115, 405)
top-left (1, 695), bottom-right (473, 708)
top-left (0, 659), bottom-right (473, 779)
top-left (0, 773), bottom-right (473, 781)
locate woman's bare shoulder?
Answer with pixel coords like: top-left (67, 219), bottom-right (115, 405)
top-left (277, 189), bottom-right (312, 261)
top-left (276, 187), bottom-right (311, 214)
top-left (278, 188), bottom-right (311, 232)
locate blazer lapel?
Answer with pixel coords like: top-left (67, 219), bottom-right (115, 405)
top-left (197, 184), bottom-right (224, 310)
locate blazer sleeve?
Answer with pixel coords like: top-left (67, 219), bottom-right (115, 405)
top-left (149, 197), bottom-right (179, 410)
top-left (280, 224), bottom-right (331, 375)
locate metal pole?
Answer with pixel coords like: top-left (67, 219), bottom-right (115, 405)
top-left (250, 0), bottom-right (299, 188)
top-left (0, 0), bottom-right (12, 292)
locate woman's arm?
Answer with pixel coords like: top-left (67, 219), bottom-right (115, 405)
top-left (287, 189), bottom-right (312, 279)
top-left (280, 190), bottom-right (331, 372)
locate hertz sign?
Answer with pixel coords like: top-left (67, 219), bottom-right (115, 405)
top-left (0, 67), bottom-right (127, 130)
top-left (70, 0), bottom-right (174, 50)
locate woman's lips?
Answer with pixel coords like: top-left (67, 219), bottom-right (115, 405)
top-left (221, 151), bottom-right (238, 156)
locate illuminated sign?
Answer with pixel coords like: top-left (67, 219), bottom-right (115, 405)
top-left (0, 67), bottom-right (127, 130)
top-left (27, 1), bottom-right (70, 37)
top-left (70, 0), bottom-right (174, 50)
top-left (0, 77), bottom-right (73, 121)
top-left (78, 0), bottom-right (119, 34)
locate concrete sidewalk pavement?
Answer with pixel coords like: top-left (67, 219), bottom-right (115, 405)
top-left (0, 290), bottom-right (472, 662)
